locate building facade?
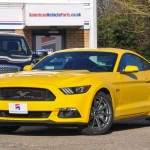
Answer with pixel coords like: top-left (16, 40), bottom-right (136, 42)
top-left (0, 0), bottom-right (97, 53)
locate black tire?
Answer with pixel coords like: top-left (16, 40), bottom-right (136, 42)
top-left (0, 126), bottom-right (20, 133)
top-left (78, 91), bottom-right (113, 135)
top-left (145, 118), bottom-right (150, 122)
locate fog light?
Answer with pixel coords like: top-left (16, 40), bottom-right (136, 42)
top-left (58, 108), bottom-right (81, 118)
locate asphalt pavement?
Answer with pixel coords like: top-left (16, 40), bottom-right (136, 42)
top-left (0, 119), bottom-right (149, 150)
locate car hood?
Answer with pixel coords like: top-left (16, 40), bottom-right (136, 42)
top-left (0, 70), bottom-right (100, 87)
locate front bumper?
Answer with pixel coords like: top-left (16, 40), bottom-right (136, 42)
top-left (0, 84), bottom-right (93, 124)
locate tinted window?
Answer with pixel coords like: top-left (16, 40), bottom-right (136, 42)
top-left (118, 53), bottom-right (150, 71)
top-left (33, 52), bottom-right (118, 72)
top-left (0, 36), bottom-right (31, 56)
top-left (136, 56), bottom-right (150, 71)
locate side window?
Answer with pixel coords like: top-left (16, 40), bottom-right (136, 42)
top-left (134, 56), bottom-right (150, 71)
top-left (118, 54), bottom-right (140, 71)
top-left (118, 54), bottom-right (128, 71)
top-left (118, 53), bottom-right (150, 71)
top-left (21, 39), bottom-right (28, 55)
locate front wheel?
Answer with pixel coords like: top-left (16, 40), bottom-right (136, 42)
top-left (0, 126), bottom-right (20, 133)
top-left (78, 91), bottom-right (113, 135)
top-left (145, 118), bottom-right (150, 122)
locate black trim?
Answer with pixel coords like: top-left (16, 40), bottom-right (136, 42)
top-left (0, 87), bottom-right (56, 101)
top-left (0, 120), bottom-right (87, 127)
top-left (114, 115), bottom-right (150, 122)
top-left (0, 115), bottom-right (149, 127)
top-left (0, 111), bottom-right (51, 118)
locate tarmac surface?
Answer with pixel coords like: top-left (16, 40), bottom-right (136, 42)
top-left (0, 119), bottom-right (149, 150)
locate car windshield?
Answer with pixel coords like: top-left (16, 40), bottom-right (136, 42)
top-left (32, 51), bottom-right (118, 72)
top-left (0, 36), bottom-right (31, 57)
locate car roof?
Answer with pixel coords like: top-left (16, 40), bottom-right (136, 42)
top-left (0, 32), bottom-right (24, 37)
top-left (53, 48), bottom-right (150, 62)
top-left (55, 48), bottom-right (136, 55)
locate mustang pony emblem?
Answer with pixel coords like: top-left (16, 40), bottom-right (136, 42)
top-left (17, 91), bottom-right (30, 97)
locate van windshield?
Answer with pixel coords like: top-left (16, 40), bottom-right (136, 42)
top-left (0, 36), bottom-right (31, 57)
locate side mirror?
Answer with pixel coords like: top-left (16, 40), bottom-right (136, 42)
top-left (32, 53), bottom-right (40, 59)
top-left (31, 51), bottom-right (40, 63)
top-left (120, 65), bottom-right (139, 73)
top-left (23, 65), bottom-right (33, 71)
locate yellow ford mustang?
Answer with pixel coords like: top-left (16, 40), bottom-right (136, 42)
top-left (0, 48), bottom-right (150, 135)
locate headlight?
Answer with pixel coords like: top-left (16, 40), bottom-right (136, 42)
top-left (59, 85), bottom-right (91, 95)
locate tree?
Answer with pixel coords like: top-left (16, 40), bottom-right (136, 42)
top-left (97, 0), bottom-right (150, 59)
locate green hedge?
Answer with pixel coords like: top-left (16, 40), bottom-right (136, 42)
top-left (97, 17), bottom-right (150, 60)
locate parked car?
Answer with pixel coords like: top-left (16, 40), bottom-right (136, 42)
top-left (37, 49), bottom-right (49, 57)
top-left (0, 48), bottom-right (149, 135)
top-left (0, 33), bottom-right (35, 74)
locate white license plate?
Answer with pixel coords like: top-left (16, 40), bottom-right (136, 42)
top-left (9, 103), bottom-right (28, 114)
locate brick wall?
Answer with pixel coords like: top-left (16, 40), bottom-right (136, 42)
top-left (15, 28), bottom-right (89, 51)
top-left (66, 29), bottom-right (89, 49)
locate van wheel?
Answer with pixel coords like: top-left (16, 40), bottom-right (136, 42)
top-left (0, 126), bottom-right (20, 133)
top-left (78, 91), bottom-right (113, 135)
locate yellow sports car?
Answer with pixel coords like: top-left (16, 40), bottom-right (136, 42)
top-left (0, 48), bottom-right (150, 135)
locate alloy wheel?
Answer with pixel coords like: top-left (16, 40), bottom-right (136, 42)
top-left (89, 95), bottom-right (112, 132)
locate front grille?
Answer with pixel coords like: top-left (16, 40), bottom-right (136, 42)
top-left (0, 111), bottom-right (51, 118)
top-left (0, 88), bottom-right (56, 101)
top-left (0, 65), bottom-right (21, 74)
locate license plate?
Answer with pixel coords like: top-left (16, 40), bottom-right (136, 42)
top-left (9, 103), bottom-right (28, 114)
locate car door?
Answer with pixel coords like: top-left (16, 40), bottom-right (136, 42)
top-left (141, 57), bottom-right (150, 113)
top-left (117, 53), bottom-right (150, 116)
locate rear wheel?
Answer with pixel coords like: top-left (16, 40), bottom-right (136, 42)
top-left (78, 91), bottom-right (113, 135)
top-left (0, 126), bottom-right (20, 133)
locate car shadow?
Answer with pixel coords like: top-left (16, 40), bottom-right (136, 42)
top-left (14, 126), bottom-right (79, 136)
top-left (3, 119), bottom-right (149, 136)
top-left (110, 119), bottom-right (149, 133)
